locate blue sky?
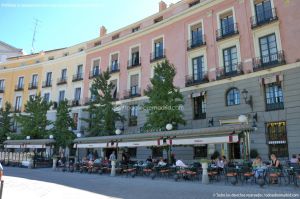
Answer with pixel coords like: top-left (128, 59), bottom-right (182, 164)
top-left (0, 0), bottom-right (179, 54)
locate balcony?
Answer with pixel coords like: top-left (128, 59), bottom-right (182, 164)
top-left (251, 8), bottom-right (278, 29)
top-left (89, 70), bottom-right (100, 79)
top-left (109, 63), bottom-right (120, 74)
top-left (112, 92), bottom-right (120, 101)
top-left (127, 57), bottom-right (141, 69)
top-left (266, 102), bottom-right (284, 112)
top-left (187, 35), bottom-right (206, 51)
top-left (185, 72), bottom-right (209, 87)
top-left (13, 106), bottom-right (21, 113)
top-left (216, 23), bottom-right (239, 41)
top-left (150, 49), bottom-right (166, 63)
top-left (57, 77), bottom-right (67, 85)
top-left (129, 116), bottom-right (137, 126)
top-left (69, 99), bottom-right (82, 107)
top-left (253, 50), bottom-right (285, 71)
top-left (123, 86), bottom-right (141, 99)
top-left (42, 81), bottom-right (52, 88)
top-left (72, 73), bottom-right (83, 82)
top-left (0, 87), bottom-right (4, 93)
top-left (216, 62), bottom-right (243, 80)
top-left (28, 83), bottom-right (38, 90)
top-left (14, 84), bottom-right (24, 91)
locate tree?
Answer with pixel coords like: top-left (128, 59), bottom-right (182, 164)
top-left (52, 100), bottom-right (75, 154)
top-left (0, 102), bottom-right (13, 144)
top-left (82, 70), bottom-right (124, 136)
top-left (143, 60), bottom-right (186, 130)
top-left (15, 94), bottom-right (52, 139)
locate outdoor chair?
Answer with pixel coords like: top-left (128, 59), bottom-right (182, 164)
top-left (122, 164), bottom-right (137, 177)
top-left (267, 167), bottom-right (286, 186)
top-left (224, 167), bottom-right (238, 185)
top-left (240, 166), bottom-right (255, 184)
top-left (207, 167), bottom-right (219, 183)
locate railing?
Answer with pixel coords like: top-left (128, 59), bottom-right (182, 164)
top-left (216, 62), bottom-right (243, 80)
top-left (109, 63), bottom-right (120, 73)
top-left (42, 81), bottom-right (52, 88)
top-left (253, 50), bottom-right (285, 71)
top-left (0, 87), bottom-right (4, 93)
top-left (69, 99), bottom-right (83, 107)
top-left (250, 8), bottom-right (278, 29)
top-left (216, 23), bottom-right (239, 41)
top-left (127, 57), bottom-right (141, 69)
top-left (57, 77), bottom-right (67, 85)
top-left (12, 106), bottom-right (21, 113)
top-left (150, 49), bottom-right (166, 62)
top-left (266, 101), bottom-right (284, 112)
top-left (194, 112), bottom-right (206, 120)
top-left (129, 116), bottom-right (138, 126)
top-left (89, 70), bottom-right (100, 79)
top-left (187, 35), bottom-right (206, 50)
top-left (28, 83), bottom-right (38, 90)
top-left (123, 86), bottom-right (141, 99)
top-left (112, 92), bottom-right (120, 101)
top-left (14, 84), bottom-right (24, 91)
top-left (185, 72), bottom-right (209, 87)
top-left (72, 73), bottom-right (83, 82)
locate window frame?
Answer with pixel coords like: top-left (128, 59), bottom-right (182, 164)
top-left (226, 87), bottom-right (240, 106)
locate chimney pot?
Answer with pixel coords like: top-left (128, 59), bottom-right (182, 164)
top-left (100, 26), bottom-right (107, 37)
top-left (159, 1), bottom-right (167, 12)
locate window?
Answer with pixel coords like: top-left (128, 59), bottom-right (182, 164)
top-left (226, 88), bottom-right (240, 106)
top-left (111, 79), bottom-right (118, 99)
top-left (31, 74), bottom-right (38, 87)
top-left (111, 53), bottom-right (119, 71)
top-left (191, 23), bottom-right (203, 47)
top-left (94, 41), bottom-right (101, 47)
top-left (129, 105), bottom-right (138, 126)
top-left (0, 79), bottom-right (4, 91)
top-left (112, 34), bottom-right (120, 40)
top-left (43, 93), bottom-right (50, 103)
top-left (132, 26), bottom-right (140, 33)
top-left (18, 77), bottom-right (24, 89)
top-left (61, 69), bottom-right (67, 80)
top-left (255, 0), bottom-right (272, 24)
top-left (266, 121), bottom-right (288, 158)
top-left (223, 46), bottom-right (238, 75)
top-left (79, 48), bottom-right (84, 52)
top-left (192, 56), bottom-right (205, 81)
top-left (220, 13), bottom-right (234, 36)
top-left (259, 34), bottom-right (278, 65)
top-left (74, 88), bottom-right (81, 101)
top-left (77, 65), bottom-right (83, 77)
top-left (63, 52), bottom-right (69, 56)
top-left (130, 74), bottom-right (139, 96)
top-left (29, 95), bottom-right (35, 100)
top-left (154, 38), bottom-right (163, 59)
top-left (0, 98), bottom-right (2, 109)
top-left (194, 145), bottom-right (208, 159)
top-left (58, 90), bottom-right (65, 102)
top-left (127, 148), bottom-right (137, 158)
top-left (73, 113), bottom-right (79, 130)
top-left (154, 16), bottom-right (163, 23)
top-left (15, 96), bottom-right (22, 111)
top-left (48, 56), bottom-right (54, 61)
top-left (193, 95), bottom-right (206, 119)
top-left (46, 72), bottom-right (52, 86)
top-left (92, 59), bottom-right (100, 76)
top-left (130, 47), bottom-right (140, 66)
top-left (152, 147), bottom-right (163, 158)
top-left (265, 83), bottom-right (284, 111)
top-left (189, 0), bottom-right (200, 7)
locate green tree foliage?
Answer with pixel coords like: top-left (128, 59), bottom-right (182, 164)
top-left (143, 60), bottom-right (186, 130)
top-left (15, 94), bottom-right (52, 139)
top-left (52, 100), bottom-right (75, 153)
top-left (0, 102), bottom-right (13, 144)
top-left (82, 70), bottom-right (124, 136)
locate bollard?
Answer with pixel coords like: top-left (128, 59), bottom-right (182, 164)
top-left (201, 162), bottom-right (209, 184)
top-left (0, 180), bottom-right (4, 199)
top-left (53, 158), bottom-right (57, 171)
top-left (110, 160), bottom-right (116, 177)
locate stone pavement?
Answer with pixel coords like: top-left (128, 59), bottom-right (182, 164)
top-left (2, 167), bottom-right (300, 199)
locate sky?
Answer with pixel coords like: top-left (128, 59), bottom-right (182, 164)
top-left (0, 0), bottom-right (179, 54)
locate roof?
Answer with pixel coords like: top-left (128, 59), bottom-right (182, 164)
top-left (0, 41), bottom-right (23, 52)
top-left (74, 125), bottom-right (253, 144)
top-left (4, 139), bottom-right (55, 145)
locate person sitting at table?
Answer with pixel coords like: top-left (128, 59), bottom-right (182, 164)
top-left (216, 156), bottom-right (227, 172)
top-left (157, 157), bottom-right (167, 167)
top-left (146, 156), bottom-right (153, 163)
top-left (252, 156), bottom-right (265, 178)
top-left (270, 154), bottom-right (282, 184)
top-left (94, 157), bottom-right (102, 164)
top-left (101, 157), bottom-right (109, 167)
top-left (176, 159), bottom-right (188, 168)
top-left (290, 154), bottom-right (299, 164)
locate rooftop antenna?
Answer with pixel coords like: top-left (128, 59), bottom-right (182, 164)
top-left (31, 18), bottom-right (41, 54)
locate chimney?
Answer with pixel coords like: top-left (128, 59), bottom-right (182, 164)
top-left (159, 1), bottom-right (167, 12)
top-left (100, 26), bottom-right (107, 37)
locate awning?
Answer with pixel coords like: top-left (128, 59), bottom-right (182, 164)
top-left (4, 145), bottom-right (22, 149)
top-left (76, 143), bottom-right (107, 148)
top-left (3, 139), bottom-right (55, 148)
top-left (118, 140), bottom-right (159, 147)
top-left (26, 144), bottom-right (46, 149)
top-left (170, 135), bottom-right (238, 145)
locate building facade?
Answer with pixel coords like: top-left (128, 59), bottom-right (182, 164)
top-left (1, 0), bottom-right (300, 162)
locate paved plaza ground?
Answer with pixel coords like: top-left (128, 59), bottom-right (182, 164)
top-left (2, 167), bottom-right (300, 199)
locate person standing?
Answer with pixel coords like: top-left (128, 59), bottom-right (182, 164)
top-left (109, 151), bottom-right (116, 162)
top-left (0, 162), bottom-right (3, 180)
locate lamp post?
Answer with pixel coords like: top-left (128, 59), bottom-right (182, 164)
top-left (166, 123), bottom-right (173, 165)
top-left (110, 129), bottom-right (121, 177)
top-left (76, 133), bottom-right (81, 163)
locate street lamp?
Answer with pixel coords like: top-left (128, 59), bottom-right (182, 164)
top-left (49, 135), bottom-right (54, 139)
top-left (26, 136), bottom-right (30, 140)
top-left (238, 115), bottom-right (248, 124)
top-left (76, 133), bottom-right (81, 138)
top-left (7, 136), bottom-right (11, 140)
top-left (115, 129), bottom-right (121, 135)
top-left (166, 123), bottom-right (173, 131)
